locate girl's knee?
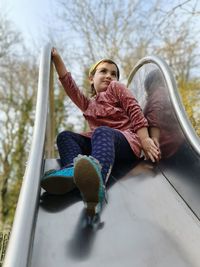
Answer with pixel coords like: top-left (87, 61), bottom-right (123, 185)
top-left (56, 130), bottom-right (74, 144)
top-left (92, 126), bottom-right (113, 138)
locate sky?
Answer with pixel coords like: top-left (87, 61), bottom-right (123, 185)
top-left (1, 0), bottom-right (200, 49)
top-left (0, 0), bottom-right (199, 129)
top-left (0, 0), bottom-right (59, 47)
top-left (0, 0), bottom-right (84, 129)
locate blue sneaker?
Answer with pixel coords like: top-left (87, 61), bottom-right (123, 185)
top-left (41, 166), bottom-right (75, 195)
top-left (73, 155), bottom-right (106, 217)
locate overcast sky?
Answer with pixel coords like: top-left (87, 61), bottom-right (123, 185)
top-left (1, 0), bottom-right (200, 50)
top-left (0, 0), bottom-right (59, 47)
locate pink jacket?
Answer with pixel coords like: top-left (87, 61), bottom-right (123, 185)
top-left (60, 73), bottom-right (148, 157)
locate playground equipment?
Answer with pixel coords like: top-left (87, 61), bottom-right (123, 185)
top-left (3, 44), bottom-right (200, 267)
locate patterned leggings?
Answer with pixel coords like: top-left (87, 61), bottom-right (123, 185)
top-left (57, 126), bottom-right (137, 183)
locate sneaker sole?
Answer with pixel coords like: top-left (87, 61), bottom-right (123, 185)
top-left (41, 176), bottom-right (75, 195)
top-left (74, 158), bottom-right (100, 216)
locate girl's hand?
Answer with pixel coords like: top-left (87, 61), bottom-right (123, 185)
top-left (141, 137), bottom-right (161, 162)
top-left (51, 47), bottom-right (60, 60)
top-left (152, 137), bottom-right (161, 161)
top-left (152, 137), bottom-right (160, 151)
top-left (50, 48), bottom-right (68, 78)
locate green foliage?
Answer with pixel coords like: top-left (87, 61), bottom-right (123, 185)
top-left (0, 55), bottom-right (38, 228)
top-left (178, 78), bottom-right (200, 137)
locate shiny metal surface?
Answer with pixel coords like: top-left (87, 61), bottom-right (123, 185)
top-left (128, 57), bottom-right (200, 218)
top-left (3, 44), bottom-right (52, 267)
top-left (31, 161), bottom-right (200, 267)
top-left (128, 56), bottom-right (200, 155)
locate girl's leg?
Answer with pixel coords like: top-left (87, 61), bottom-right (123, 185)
top-left (41, 131), bottom-right (91, 195)
top-left (57, 130), bottom-right (91, 167)
top-left (73, 126), bottom-right (136, 217)
top-left (91, 126), bottom-right (115, 183)
top-left (112, 129), bottom-right (138, 163)
top-left (91, 126), bottom-right (137, 183)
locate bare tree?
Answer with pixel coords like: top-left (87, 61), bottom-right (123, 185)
top-left (0, 15), bottom-right (38, 227)
top-left (0, 56), bottom-right (39, 227)
top-left (57, 0), bottom-right (151, 79)
top-left (0, 15), bottom-right (22, 60)
top-left (55, 0), bottom-right (199, 78)
top-left (54, 0), bottom-right (200, 135)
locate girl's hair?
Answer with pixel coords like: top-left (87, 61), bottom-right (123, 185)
top-left (89, 59), bottom-right (120, 96)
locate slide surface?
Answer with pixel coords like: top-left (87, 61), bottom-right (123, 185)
top-left (31, 158), bottom-right (200, 267)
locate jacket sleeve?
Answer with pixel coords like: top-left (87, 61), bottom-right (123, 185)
top-left (110, 81), bottom-right (148, 132)
top-left (59, 72), bottom-right (89, 112)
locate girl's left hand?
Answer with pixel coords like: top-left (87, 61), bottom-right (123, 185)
top-left (141, 137), bottom-right (161, 162)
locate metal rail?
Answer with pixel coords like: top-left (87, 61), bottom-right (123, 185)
top-left (127, 55), bottom-right (200, 156)
top-left (3, 44), bottom-right (53, 267)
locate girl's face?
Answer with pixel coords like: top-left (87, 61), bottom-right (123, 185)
top-left (89, 62), bottom-right (118, 94)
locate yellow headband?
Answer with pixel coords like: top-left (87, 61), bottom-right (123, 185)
top-left (89, 59), bottom-right (120, 80)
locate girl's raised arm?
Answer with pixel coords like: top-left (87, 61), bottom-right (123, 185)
top-left (51, 48), bottom-right (68, 79)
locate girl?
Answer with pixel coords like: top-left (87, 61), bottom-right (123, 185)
top-left (41, 48), bottom-right (160, 217)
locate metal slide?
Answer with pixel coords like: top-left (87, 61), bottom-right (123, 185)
top-left (3, 45), bottom-right (200, 267)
